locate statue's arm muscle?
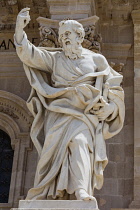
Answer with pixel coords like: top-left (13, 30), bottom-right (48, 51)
top-left (94, 54), bottom-right (109, 71)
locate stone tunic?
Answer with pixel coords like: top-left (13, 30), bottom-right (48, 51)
top-left (15, 32), bottom-right (125, 200)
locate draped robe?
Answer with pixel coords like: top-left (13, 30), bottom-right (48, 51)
top-left (15, 33), bottom-right (125, 200)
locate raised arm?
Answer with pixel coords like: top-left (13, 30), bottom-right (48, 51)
top-left (15, 8), bottom-right (53, 72)
top-left (15, 8), bottom-right (30, 44)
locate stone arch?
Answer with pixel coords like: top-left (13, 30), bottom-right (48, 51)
top-left (0, 90), bottom-right (33, 133)
top-left (0, 91), bottom-right (33, 208)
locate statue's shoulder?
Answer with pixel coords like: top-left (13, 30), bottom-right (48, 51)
top-left (37, 47), bottom-right (62, 52)
top-left (82, 48), bottom-right (95, 56)
top-left (83, 48), bottom-right (108, 65)
top-left (35, 47), bottom-right (63, 59)
top-left (92, 53), bottom-right (107, 63)
top-left (83, 48), bottom-right (106, 59)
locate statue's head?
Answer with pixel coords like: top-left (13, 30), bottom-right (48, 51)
top-left (58, 20), bottom-right (85, 59)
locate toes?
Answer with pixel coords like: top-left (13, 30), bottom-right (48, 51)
top-left (83, 197), bottom-right (90, 201)
top-left (83, 196), bottom-right (95, 201)
top-left (89, 196), bottom-right (96, 201)
top-left (75, 189), bottom-right (95, 201)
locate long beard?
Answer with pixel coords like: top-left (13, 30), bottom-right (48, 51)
top-left (62, 41), bottom-right (83, 60)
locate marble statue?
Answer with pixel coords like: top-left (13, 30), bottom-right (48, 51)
top-left (15, 8), bottom-right (125, 201)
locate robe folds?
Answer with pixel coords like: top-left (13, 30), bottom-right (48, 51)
top-left (15, 32), bottom-right (125, 200)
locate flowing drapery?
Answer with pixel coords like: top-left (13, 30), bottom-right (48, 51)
top-left (15, 34), bottom-right (125, 199)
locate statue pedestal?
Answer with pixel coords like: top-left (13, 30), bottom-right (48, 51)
top-left (12, 200), bottom-right (99, 210)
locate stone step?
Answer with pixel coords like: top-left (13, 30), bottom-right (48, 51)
top-left (12, 209), bottom-right (98, 210)
top-left (11, 208), bottom-right (140, 210)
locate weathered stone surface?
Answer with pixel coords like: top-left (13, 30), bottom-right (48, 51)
top-left (18, 200), bottom-right (98, 209)
top-left (0, 1), bottom-right (135, 210)
top-left (128, 9), bottom-right (140, 209)
top-left (14, 8), bottom-right (125, 205)
top-left (11, 208), bottom-right (99, 210)
top-left (111, 209), bottom-right (140, 210)
top-left (11, 200), bottom-right (99, 210)
top-left (47, 0), bottom-right (93, 20)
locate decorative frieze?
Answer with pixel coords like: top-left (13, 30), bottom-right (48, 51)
top-left (0, 106), bottom-right (19, 119)
top-left (0, 91), bottom-right (33, 130)
top-left (109, 62), bottom-right (124, 75)
top-left (39, 26), bottom-right (59, 48)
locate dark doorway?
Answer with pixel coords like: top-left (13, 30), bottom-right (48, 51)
top-left (0, 130), bottom-right (14, 203)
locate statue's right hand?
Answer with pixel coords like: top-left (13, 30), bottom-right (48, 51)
top-left (16, 8), bottom-right (31, 29)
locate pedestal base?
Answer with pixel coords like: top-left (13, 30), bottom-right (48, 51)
top-left (12, 200), bottom-right (99, 210)
top-left (111, 209), bottom-right (140, 210)
top-left (129, 200), bottom-right (140, 209)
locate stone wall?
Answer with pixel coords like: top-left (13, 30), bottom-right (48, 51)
top-left (94, 1), bottom-right (134, 210)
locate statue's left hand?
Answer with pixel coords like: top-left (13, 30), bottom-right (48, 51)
top-left (92, 98), bottom-right (115, 121)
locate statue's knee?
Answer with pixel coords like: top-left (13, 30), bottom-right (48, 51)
top-left (72, 132), bottom-right (88, 146)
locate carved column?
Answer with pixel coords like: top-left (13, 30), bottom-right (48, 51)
top-left (129, 9), bottom-right (140, 209)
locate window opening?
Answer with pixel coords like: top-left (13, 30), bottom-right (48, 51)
top-left (0, 130), bottom-right (14, 203)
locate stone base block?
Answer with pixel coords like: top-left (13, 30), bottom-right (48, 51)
top-left (111, 209), bottom-right (140, 210)
top-left (129, 200), bottom-right (140, 209)
top-left (11, 200), bottom-right (99, 210)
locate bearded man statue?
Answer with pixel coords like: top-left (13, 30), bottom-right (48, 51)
top-left (14, 8), bottom-right (125, 201)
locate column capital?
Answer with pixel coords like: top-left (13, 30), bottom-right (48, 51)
top-left (132, 9), bottom-right (140, 24)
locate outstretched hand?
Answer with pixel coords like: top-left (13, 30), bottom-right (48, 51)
top-left (16, 8), bottom-right (31, 29)
top-left (90, 97), bottom-right (115, 121)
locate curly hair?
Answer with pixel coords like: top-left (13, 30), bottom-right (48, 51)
top-left (58, 20), bottom-right (85, 46)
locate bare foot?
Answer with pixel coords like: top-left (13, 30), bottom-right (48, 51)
top-left (75, 189), bottom-right (96, 201)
